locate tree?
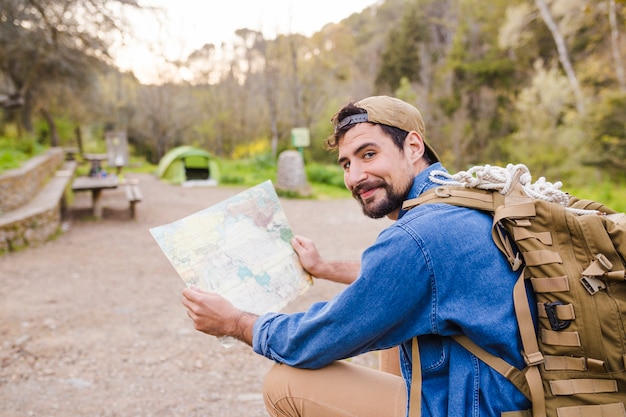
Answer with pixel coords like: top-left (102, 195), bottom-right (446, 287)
top-left (585, 92), bottom-right (626, 180)
top-left (608, 0), bottom-right (626, 92)
top-left (244, 33), bottom-right (281, 158)
top-left (503, 60), bottom-right (585, 180)
top-left (129, 83), bottom-right (199, 163)
top-left (0, 0), bottom-right (144, 141)
top-left (375, 1), bottom-right (429, 92)
top-left (535, 0), bottom-right (585, 114)
top-left (433, 0), bottom-right (516, 169)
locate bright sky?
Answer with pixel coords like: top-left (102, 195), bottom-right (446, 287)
top-left (114, 0), bottom-right (378, 84)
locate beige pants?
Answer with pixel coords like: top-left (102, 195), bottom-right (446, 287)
top-left (379, 346), bottom-right (402, 376)
top-left (263, 349), bottom-right (406, 417)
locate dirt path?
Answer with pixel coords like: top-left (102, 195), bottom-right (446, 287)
top-left (0, 173), bottom-right (392, 417)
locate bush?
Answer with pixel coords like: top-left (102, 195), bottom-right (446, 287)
top-left (0, 136), bottom-right (46, 173)
top-left (218, 157), bottom-right (276, 186)
top-left (565, 181), bottom-right (626, 213)
top-left (305, 163), bottom-right (344, 188)
top-left (216, 158), bottom-right (351, 199)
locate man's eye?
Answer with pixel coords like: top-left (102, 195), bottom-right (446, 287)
top-left (342, 162), bottom-right (350, 171)
top-left (364, 151), bottom-right (375, 159)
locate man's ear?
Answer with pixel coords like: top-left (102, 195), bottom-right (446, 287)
top-left (404, 131), bottom-right (426, 163)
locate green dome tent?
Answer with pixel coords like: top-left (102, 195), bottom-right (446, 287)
top-left (156, 146), bottom-right (220, 184)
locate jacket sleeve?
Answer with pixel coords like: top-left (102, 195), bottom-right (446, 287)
top-left (252, 224), bottom-right (437, 369)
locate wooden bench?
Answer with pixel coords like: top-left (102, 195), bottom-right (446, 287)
top-left (125, 181), bottom-right (143, 219)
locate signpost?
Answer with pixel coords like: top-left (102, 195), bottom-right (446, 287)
top-left (105, 131), bottom-right (129, 174)
top-left (290, 127), bottom-right (310, 155)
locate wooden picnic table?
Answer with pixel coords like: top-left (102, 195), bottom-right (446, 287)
top-left (71, 176), bottom-right (119, 219)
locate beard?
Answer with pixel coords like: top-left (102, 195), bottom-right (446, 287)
top-left (352, 177), bottom-right (413, 219)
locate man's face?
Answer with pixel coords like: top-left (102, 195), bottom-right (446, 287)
top-left (337, 123), bottom-right (416, 219)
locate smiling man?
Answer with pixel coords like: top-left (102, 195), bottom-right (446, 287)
top-left (182, 96), bottom-right (531, 417)
top-left (334, 96), bottom-right (435, 220)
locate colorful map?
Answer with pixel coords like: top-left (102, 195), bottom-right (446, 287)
top-left (150, 180), bottom-right (312, 318)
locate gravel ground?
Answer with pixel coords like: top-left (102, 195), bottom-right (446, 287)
top-left (0, 173), bottom-right (391, 417)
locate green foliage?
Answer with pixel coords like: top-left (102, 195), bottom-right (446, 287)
top-left (218, 157), bottom-right (276, 186)
top-left (305, 163), bottom-right (345, 188)
top-left (375, 1), bottom-right (429, 92)
top-left (394, 77), bottom-right (418, 104)
top-left (564, 181), bottom-right (626, 213)
top-left (500, 61), bottom-right (587, 182)
top-left (309, 183), bottom-right (352, 199)
top-left (438, 95), bottom-right (462, 118)
top-left (452, 57), bottom-right (515, 89)
top-left (124, 155), bottom-right (156, 174)
top-left (80, 125), bottom-right (108, 154)
top-left (0, 136), bottom-right (46, 172)
top-left (447, 0), bottom-right (516, 91)
top-left (427, 0), bottom-right (522, 169)
top-left (217, 158), bottom-right (350, 199)
top-left (254, 153), bottom-right (277, 170)
top-left (35, 116), bottom-right (78, 147)
top-left (584, 92), bottom-right (626, 181)
top-left (305, 97), bottom-right (345, 165)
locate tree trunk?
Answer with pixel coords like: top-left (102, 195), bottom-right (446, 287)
top-left (74, 125), bottom-right (84, 154)
top-left (40, 108), bottom-right (59, 147)
top-left (266, 63), bottom-right (279, 158)
top-left (609, 0), bottom-right (626, 92)
top-left (535, 0), bottom-right (585, 115)
top-left (19, 92), bottom-right (35, 135)
top-left (289, 36), bottom-right (303, 127)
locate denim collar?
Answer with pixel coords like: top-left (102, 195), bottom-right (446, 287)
top-left (398, 162), bottom-right (447, 220)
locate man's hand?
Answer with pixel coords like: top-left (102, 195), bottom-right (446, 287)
top-left (182, 287), bottom-right (257, 346)
top-left (291, 235), bottom-right (325, 276)
top-left (291, 235), bottom-right (360, 285)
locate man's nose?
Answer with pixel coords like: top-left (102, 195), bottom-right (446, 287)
top-left (345, 163), bottom-right (367, 188)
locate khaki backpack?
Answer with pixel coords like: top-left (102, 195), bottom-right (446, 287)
top-left (403, 164), bottom-right (626, 417)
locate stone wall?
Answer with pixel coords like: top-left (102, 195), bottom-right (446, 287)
top-left (0, 148), bottom-right (73, 254)
top-left (0, 200), bottom-right (63, 253)
top-left (0, 147), bottom-right (64, 213)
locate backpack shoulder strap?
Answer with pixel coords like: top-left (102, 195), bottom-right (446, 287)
top-left (403, 183), bottom-right (528, 271)
top-left (452, 334), bottom-right (529, 398)
top-left (402, 185), bottom-right (497, 212)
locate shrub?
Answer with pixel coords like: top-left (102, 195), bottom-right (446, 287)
top-left (305, 163), bottom-right (344, 188)
top-left (0, 136), bottom-right (46, 173)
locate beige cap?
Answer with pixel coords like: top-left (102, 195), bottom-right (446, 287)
top-left (334, 95), bottom-right (440, 162)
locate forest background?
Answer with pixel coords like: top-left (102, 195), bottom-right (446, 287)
top-left (1, 0), bottom-right (626, 208)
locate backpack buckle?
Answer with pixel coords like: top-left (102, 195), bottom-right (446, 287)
top-left (434, 186), bottom-right (451, 197)
top-left (544, 301), bottom-right (571, 331)
top-left (580, 254), bottom-right (611, 295)
top-left (510, 252), bottom-right (523, 271)
top-left (522, 351), bottom-right (545, 367)
top-left (580, 276), bottom-right (606, 295)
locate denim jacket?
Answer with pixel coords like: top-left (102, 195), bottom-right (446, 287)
top-left (253, 163), bottom-right (532, 416)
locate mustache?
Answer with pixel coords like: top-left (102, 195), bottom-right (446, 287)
top-left (352, 179), bottom-right (386, 197)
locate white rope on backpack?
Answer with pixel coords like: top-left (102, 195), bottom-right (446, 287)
top-left (429, 164), bottom-right (599, 216)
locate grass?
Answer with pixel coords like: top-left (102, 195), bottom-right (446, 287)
top-left (217, 157), bottom-right (351, 199)
top-left (0, 136), bottom-right (46, 172)
top-left (3, 141), bottom-right (624, 206)
top-left (67, 152), bottom-right (352, 200)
